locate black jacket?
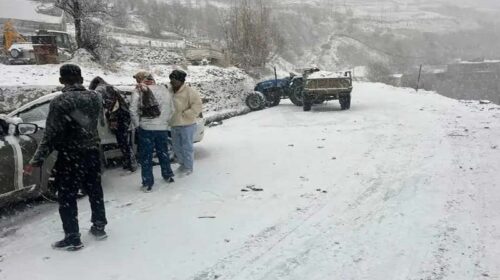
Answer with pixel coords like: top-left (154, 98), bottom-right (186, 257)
top-left (30, 84), bottom-right (102, 166)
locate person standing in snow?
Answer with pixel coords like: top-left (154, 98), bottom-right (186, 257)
top-left (24, 64), bottom-right (108, 251)
top-left (89, 76), bottom-right (137, 172)
top-left (130, 71), bottom-right (175, 192)
top-left (168, 70), bottom-right (203, 176)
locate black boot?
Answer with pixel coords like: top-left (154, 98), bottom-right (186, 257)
top-left (89, 225), bottom-right (108, 240)
top-left (164, 176), bottom-right (174, 183)
top-left (52, 233), bottom-right (83, 251)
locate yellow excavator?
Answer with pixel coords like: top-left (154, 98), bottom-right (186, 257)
top-left (2, 20), bottom-right (73, 64)
top-left (2, 20), bottom-right (28, 51)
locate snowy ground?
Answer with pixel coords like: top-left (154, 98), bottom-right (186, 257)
top-left (0, 82), bottom-right (499, 280)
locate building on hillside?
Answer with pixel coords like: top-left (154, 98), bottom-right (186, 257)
top-left (440, 60), bottom-right (500, 103)
top-left (402, 61), bottom-right (500, 104)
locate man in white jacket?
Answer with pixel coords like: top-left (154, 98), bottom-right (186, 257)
top-left (130, 71), bottom-right (175, 192)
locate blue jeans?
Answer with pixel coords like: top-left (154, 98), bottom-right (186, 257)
top-left (171, 124), bottom-right (196, 171)
top-left (138, 128), bottom-right (174, 187)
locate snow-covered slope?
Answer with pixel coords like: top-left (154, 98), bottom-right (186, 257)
top-left (0, 56), bottom-right (254, 115)
top-left (0, 82), bottom-right (498, 280)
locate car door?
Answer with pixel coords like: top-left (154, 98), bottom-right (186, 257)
top-left (3, 124), bottom-right (42, 192)
top-left (18, 130), bottom-right (42, 189)
top-left (14, 102), bottom-right (50, 189)
top-left (0, 130), bottom-right (16, 195)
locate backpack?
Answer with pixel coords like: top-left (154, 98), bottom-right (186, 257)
top-left (138, 85), bottom-right (161, 119)
top-left (102, 86), bottom-right (131, 131)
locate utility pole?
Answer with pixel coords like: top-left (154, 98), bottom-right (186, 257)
top-left (416, 64), bottom-right (423, 92)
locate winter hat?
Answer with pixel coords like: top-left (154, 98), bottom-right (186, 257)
top-left (133, 71), bottom-right (154, 82)
top-left (169, 70), bottom-right (187, 82)
top-left (60, 64), bottom-right (82, 79)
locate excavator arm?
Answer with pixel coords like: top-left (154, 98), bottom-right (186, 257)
top-left (2, 20), bottom-right (26, 51)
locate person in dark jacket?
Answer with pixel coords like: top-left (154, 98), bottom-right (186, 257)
top-left (89, 76), bottom-right (137, 172)
top-left (24, 64), bottom-right (108, 251)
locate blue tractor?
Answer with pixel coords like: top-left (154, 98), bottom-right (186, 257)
top-left (245, 69), bottom-right (306, 111)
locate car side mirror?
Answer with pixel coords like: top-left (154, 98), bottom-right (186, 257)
top-left (17, 123), bottom-right (39, 136)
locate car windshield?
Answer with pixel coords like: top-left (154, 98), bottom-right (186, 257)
top-left (17, 102), bottom-right (50, 124)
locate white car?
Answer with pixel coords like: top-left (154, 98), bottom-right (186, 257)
top-left (8, 89), bottom-right (205, 165)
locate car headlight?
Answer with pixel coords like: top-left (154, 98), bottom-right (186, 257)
top-left (10, 48), bottom-right (22, 58)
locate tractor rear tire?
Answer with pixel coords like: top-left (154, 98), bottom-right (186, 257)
top-left (263, 89), bottom-right (282, 107)
top-left (271, 96), bottom-right (281, 106)
top-left (289, 86), bottom-right (303, 106)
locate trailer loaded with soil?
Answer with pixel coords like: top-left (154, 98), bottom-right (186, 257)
top-left (301, 69), bottom-right (353, 111)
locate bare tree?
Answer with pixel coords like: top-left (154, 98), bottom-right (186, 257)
top-left (110, 0), bottom-right (130, 28)
top-left (223, 0), bottom-right (281, 69)
top-left (141, 0), bottom-right (169, 37)
top-left (55, 0), bottom-right (110, 49)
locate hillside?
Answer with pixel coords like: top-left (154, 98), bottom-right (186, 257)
top-left (268, 0), bottom-right (500, 71)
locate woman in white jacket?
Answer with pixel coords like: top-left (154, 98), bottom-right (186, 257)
top-left (130, 71), bottom-right (175, 192)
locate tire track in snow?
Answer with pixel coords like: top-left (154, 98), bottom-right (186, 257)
top-left (191, 120), bottom-right (393, 279)
top-left (413, 102), bottom-right (500, 280)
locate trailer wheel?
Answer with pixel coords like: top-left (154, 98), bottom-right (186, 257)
top-left (303, 95), bottom-right (312, 111)
top-left (340, 95), bottom-right (351, 110)
top-left (303, 102), bottom-right (312, 111)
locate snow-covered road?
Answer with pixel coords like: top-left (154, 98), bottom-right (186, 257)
top-left (1, 83), bottom-right (499, 280)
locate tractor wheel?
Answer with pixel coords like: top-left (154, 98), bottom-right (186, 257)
top-left (289, 84), bottom-right (303, 106)
top-left (270, 94), bottom-right (281, 107)
top-left (264, 90), bottom-right (281, 107)
top-left (246, 91), bottom-right (266, 111)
